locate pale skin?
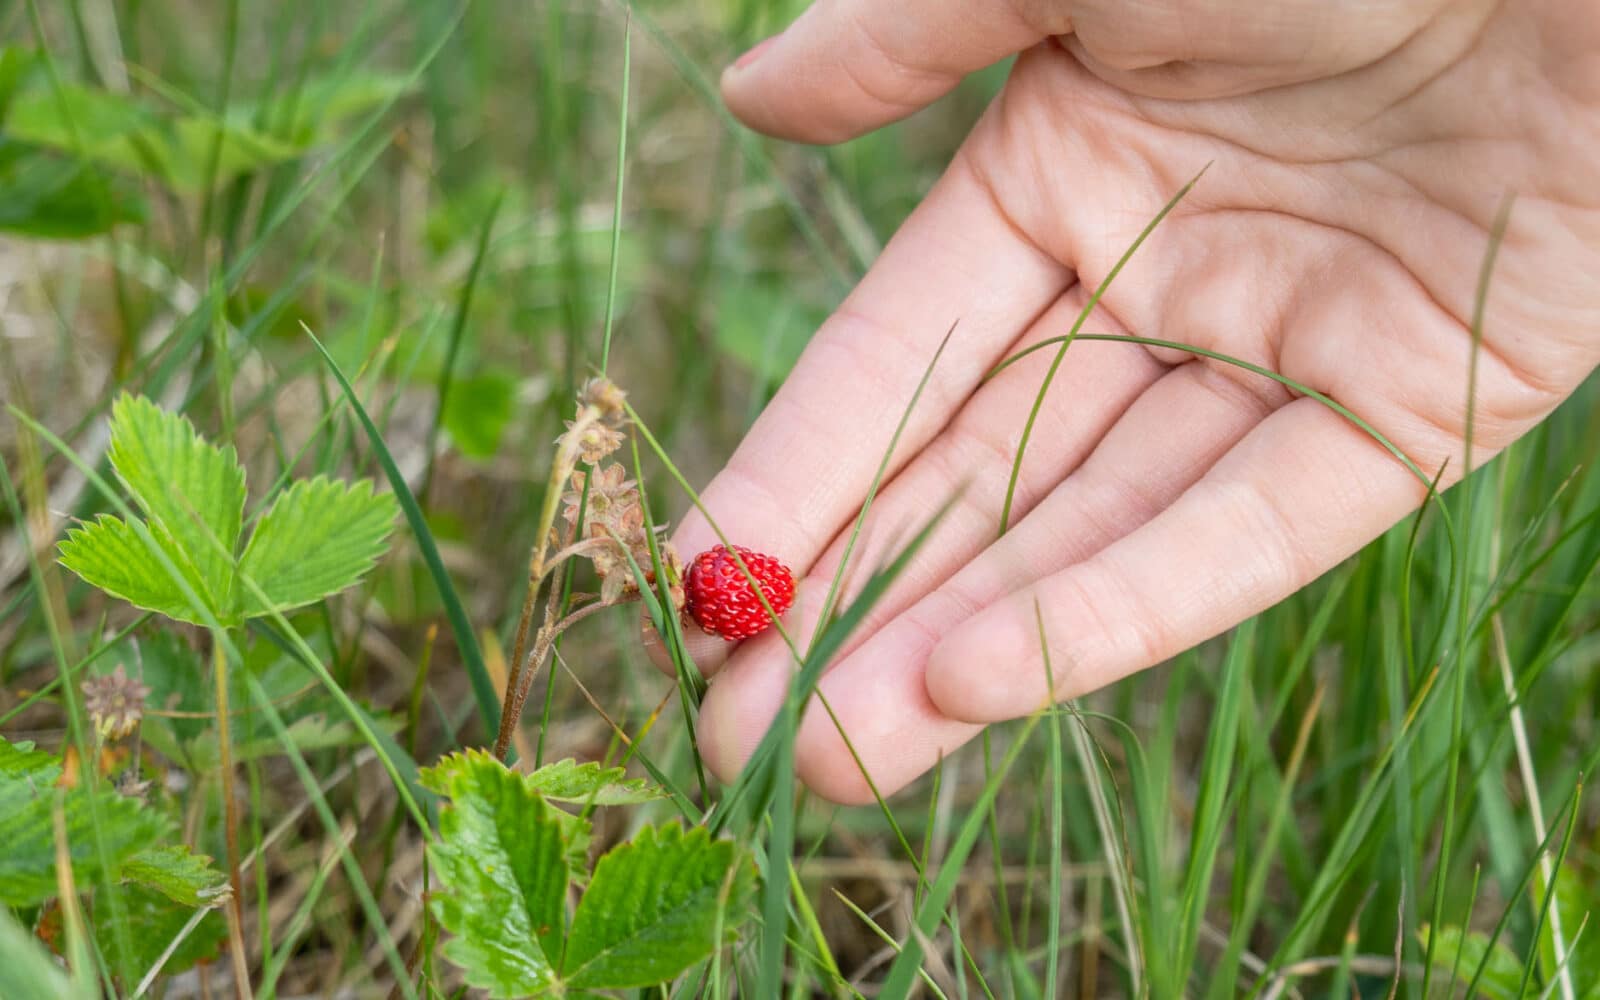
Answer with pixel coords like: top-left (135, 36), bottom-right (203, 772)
top-left (647, 0), bottom-right (1600, 804)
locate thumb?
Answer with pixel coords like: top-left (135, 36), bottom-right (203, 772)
top-left (721, 0), bottom-right (1054, 144)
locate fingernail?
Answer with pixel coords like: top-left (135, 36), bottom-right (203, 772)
top-left (733, 34), bottom-right (778, 70)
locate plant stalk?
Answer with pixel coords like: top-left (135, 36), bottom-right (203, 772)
top-left (213, 634), bottom-right (254, 999)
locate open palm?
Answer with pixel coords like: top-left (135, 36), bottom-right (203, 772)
top-left (655, 0), bottom-right (1600, 803)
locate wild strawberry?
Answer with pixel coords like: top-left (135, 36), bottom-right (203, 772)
top-left (684, 544), bottom-right (795, 640)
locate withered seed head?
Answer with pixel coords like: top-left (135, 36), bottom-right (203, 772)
top-left (577, 377), bottom-right (627, 425)
top-left (559, 463), bottom-right (684, 609)
top-left (82, 664), bottom-right (152, 741)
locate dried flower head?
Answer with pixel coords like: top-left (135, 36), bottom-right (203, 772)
top-left (557, 464), bottom-right (684, 608)
top-left (577, 377), bottom-right (627, 424)
top-left (81, 665), bottom-right (151, 741)
top-left (555, 378), bottom-right (630, 466)
top-left (563, 419), bottom-right (626, 465)
top-left (562, 464), bottom-right (637, 536)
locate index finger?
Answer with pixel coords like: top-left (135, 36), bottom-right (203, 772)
top-left (660, 151), bottom-right (1069, 674)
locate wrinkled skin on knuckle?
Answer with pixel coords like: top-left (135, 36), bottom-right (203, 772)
top-left (1055, 0), bottom-right (1458, 95)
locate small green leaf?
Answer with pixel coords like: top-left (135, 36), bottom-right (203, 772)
top-left (244, 71), bottom-right (414, 148)
top-left (58, 515), bottom-right (206, 625)
top-left (441, 371), bottom-right (515, 459)
top-left (524, 758), bottom-right (667, 806)
top-left (106, 395), bottom-right (246, 620)
top-left (95, 884), bottom-right (228, 983)
top-left (121, 844), bottom-right (230, 908)
top-left (0, 143), bottom-right (147, 238)
top-left (0, 737), bottom-right (58, 780)
top-left (4, 81), bottom-right (166, 177)
top-left (0, 904), bottom-right (89, 1000)
top-left (1420, 924), bottom-right (1524, 999)
top-left (1536, 862), bottom-right (1600, 992)
top-left (235, 476), bottom-right (397, 617)
top-left (563, 822), bottom-right (755, 990)
top-left (422, 750), bottom-right (580, 998)
top-left (0, 47), bottom-right (37, 120)
top-left (0, 738), bottom-right (172, 907)
top-left (3, 75), bottom-right (395, 192)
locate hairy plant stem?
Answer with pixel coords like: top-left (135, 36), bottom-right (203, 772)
top-left (493, 568), bottom-right (564, 761)
top-left (495, 407), bottom-right (595, 759)
top-left (492, 591), bottom-right (620, 761)
top-left (212, 634), bottom-right (254, 1000)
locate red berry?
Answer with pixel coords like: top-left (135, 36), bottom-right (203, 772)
top-left (684, 545), bottom-right (795, 641)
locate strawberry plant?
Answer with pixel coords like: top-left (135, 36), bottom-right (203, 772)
top-left (19, 390), bottom-right (757, 996)
top-left (422, 751), bottom-right (754, 997)
top-left (58, 395), bottom-right (397, 628)
top-left (0, 732), bottom-right (231, 988)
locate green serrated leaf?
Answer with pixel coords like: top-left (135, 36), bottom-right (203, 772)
top-left (0, 740), bottom-right (172, 907)
top-left (1421, 924), bottom-right (1524, 999)
top-left (106, 395), bottom-right (246, 620)
top-left (4, 74), bottom-right (397, 193)
top-left (0, 737), bottom-right (59, 780)
top-left (563, 822), bottom-right (755, 990)
top-left (421, 750), bottom-right (580, 998)
top-left (121, 844), bottom-right (230, 908)
top-left (0, 904), bottom-right (88, 1000)
top-left (58, 515), bottom-right (207, 625)
top-left (0, 47), bottom-right (36, 120)
top-left (235, 476), bottom-right (396, 617)
top-left (95, 884), bottom-right (228, 983)
top-left (525, 758), bottom-right (667, 806)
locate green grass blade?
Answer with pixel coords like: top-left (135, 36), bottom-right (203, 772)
top-left (599, 12), bottom-right (631, 374)
top-left (303, 326), bottom-right (501, 738)
top-left (1177, 620), bottom-right (1254, 981)
top-left (421, 190), bottom-right (502, 502)
top-left (1425, 193), bottom-right (1514, 997)
top-left (879, 712), bottom-right (1044, 999)
top-left (997, 167), bottom-right (1206, 535)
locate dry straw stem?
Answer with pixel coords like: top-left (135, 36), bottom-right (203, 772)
top-left (493, 378), bottom-right (643, 760)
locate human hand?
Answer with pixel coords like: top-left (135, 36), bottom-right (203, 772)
top-left (654, 0), bottom-right (1600, 803)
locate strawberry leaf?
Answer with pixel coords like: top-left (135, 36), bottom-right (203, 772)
top-left (105, 394), bottom-right (246, 619)
top-left (235, 476), bottom-right (397, 618)
top-left (58, 514), bottom-right (210, 625)
top-left (0, 737), bottom-right (171, 907)
top-left (421, 751), bottom-right (582, 998)
top-left (1420, 924), bottom-right (1524, 999)
top-left (120, 844), bottom-right (230, 908)
top-left (562, 822), bottom-right (754, 990)
top-left (95, 884), bottom-right (228, 984)
top-left (0, 737), bottom-right (58, 780)
top-left (524, 758), bottom-right (666, 806)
